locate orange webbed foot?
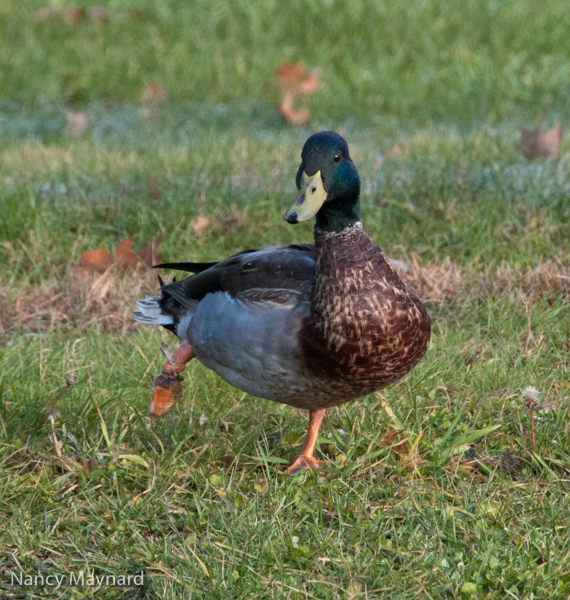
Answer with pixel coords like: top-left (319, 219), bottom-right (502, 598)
top-left (149, 340), bottom-right (194, 416)
top-left (285, 455), bottom-right (324, 474)
top-left (284, 408), bottom-right (328, 474)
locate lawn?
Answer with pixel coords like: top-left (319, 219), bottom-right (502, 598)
top-left (1, 1), bottom-right (570, 598)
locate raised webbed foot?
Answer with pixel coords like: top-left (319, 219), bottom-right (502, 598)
top-left (149, 340), bottom-right (194, 416)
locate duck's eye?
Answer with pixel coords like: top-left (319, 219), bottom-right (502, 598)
top-left (334, 152), bottom-right (342, 163)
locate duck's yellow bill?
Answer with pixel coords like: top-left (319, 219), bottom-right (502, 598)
top-left (283, 171), bottom-right (327, 224)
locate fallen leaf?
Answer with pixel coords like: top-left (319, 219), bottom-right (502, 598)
top-left (78, 237), bottom-right (164, 278)
top-left (275, 60), bottom-right (305, 89)
top-left (135, 237), bottom-right (165, 267)
top-left (66, 111), bottom-right (89, 135)
top-left (140, 82), bottom-right (166, 104)
top-left (520, 123), bottom-right (563, 161)
top-left (115, 237), bottom-right (137, 267)
top-left (35, 8), bottom-right (58, 20)
top-left (148, 176), bottom-right (161, 199)
top-left (275, 61), bottom-right (321, 96)
top-left (65, 7), bottom-right (86, 24)
top-left (128, 7), bottom-right (139, 19)
top-left (191, 214), bottom-right (211, 237)
top-left (299, 69), bottom-right (321, 95)
top-left (221, 455), bottom-right (235, 468)
top-left (276, 91), bottom-right (310, 127)
top-left (274, 61), bottom-right (321, 126)
top-left (79, 249), bottom-right (113, 275)
top-left (89, 6), bottom-right (110, 20)
top-left (378, 429), bottom-right (402, 447)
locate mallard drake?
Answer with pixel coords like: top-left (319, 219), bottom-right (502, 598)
top-left (134, 131), bottom-right (431, 473)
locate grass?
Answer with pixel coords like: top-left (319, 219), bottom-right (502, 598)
top-left (1, 1), bottom-right (570, 599)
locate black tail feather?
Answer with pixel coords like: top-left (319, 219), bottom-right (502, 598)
top-left (153, 261), bottom-right (219, 273)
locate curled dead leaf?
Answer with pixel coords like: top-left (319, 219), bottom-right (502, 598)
top-left (136, 237), bottom-right (164, 268)
top-left (191, 214), bottom-right (211, 237)
top-left (65, 7), bottom-right (86, 24)
top-left (140, 82), bottom-right (166, 104)
top-left (276, 91), bottom-right (310, 127)
top-left (275, 61), bottom-right (321, 96)
top-left (78, 237), bottom-right (164, 279)
top-left (79, 249), bottom-right (113, 277)
top-left (274, 60), bottom-right (321, 127)
top-left (520, 123), bottom-right (563, 161)
top-left (221, 455), bottom-right (236, 468)
top-left (275, 61), bottom-right (305, 88)
top-left (299, 69), bottom-right (321, 95)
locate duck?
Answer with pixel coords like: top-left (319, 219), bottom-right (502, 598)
top-left (134, 131), bottom-right (431, 473)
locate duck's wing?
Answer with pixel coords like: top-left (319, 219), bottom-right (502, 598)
top-left (158, 244), bottom-right (315, 309)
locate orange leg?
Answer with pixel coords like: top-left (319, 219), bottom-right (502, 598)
top-left (285, 408), bottom-right (327, 474)
top-left (149, 340), bottom-right (195, 416)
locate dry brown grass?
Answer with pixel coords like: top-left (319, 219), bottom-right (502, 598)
top-left (393, 252), bottom-right (570, 308)
top-left (1, 254), bottom-right (569, 340)
top-left (0, 264), bottom-right (159, 339)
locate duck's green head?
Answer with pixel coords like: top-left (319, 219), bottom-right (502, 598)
top-left (284, 131), bottom-right (360, 232)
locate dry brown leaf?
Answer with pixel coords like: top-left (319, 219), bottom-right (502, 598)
top-left (35, 8), bottom-right (58, 20)
top-left (66, 111), bottom-right (89, 135)
top-left (135, 237), bottom-right (164, 268)
top-left (191, 215), bottom-right (211, 237)
top-left (78, 237), bottom-right (164, 279)
top-left (275, 61), bottom-right (321, 96)
top-left (276, 91), bottom-right (310, 127)
top-left (378, 429), bottom-right (403, 447)
top-left (520, 123), bottom-right (563, 161)
top-left (148, 176), bottom-right (161, 199)
top-left (274, 60), bottom-right (321, 126)
top-left (298, 69), bottom-right (321, 95)
top-left (140, 82), bottom-right (166, 104)
top-left (115, 237), bottom-right (137, 267)
top-left (220, 455), bottom-right (236, 468)
top-left (89, 6), bottom-right (110, 20)
top-left (65, 7), bottom-right (86, 24)
top-left (79, 250), bottom-right (113, 276)
top-left (275, 61), bottom-right (305, 88)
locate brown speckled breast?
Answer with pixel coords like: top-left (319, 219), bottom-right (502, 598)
top-left (297, 222), bottom-right (431, 409)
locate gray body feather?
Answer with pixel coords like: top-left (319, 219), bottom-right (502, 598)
top-left (134, 244), bottom-right (321, 407)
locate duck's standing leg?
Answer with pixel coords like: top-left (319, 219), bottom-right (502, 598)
top-left (285, 408), bottom-right (327, 474)
top-left (149, 340), bottom-right (195, 416)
